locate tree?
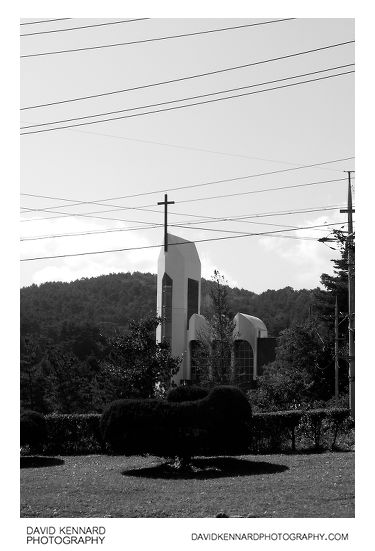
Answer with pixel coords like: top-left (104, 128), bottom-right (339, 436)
top-left (194, 271), bottom-right (236, 385)
top-left (314, 230), bottom-right (353, 330)
top-left (313, 229), bottom-right (355, 395)
top-left (104, 316), bottom-right (181, 399)
top-left (250, 320), bottom-right (333, 411)
top-left (20, 335), bottom-right (50, 413)
top-left (101, 386), bottom-right (252, 469)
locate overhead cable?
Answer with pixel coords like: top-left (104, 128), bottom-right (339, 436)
top-left (20, 205), bottom-right (343, 241)
top-left (20, 174), bottom-right (352, 223)
top-left (20, 19), bottom-right (72, 26)
top-left (20, 64), bottom-right (354, 130)
top-left (20, 19), bottom-right (150, 36)
top-left (20, 19), bottom-right (295, 58)
top-left (20, 222), bottom-right (346, 262)
top-left (20, 71), bottom-right (355, 135)
top-left (20, 155), bottom-right (355, 212)
top-left (21, 41), bottom-right (354, 110)
top-left (20, 204), bottom-right (346, 242)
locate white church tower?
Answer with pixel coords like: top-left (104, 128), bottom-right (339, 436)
top-left (156, 233), bottom-right (201, 384)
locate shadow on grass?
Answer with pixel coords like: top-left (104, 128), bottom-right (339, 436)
top-left (122, 457), bottom-right (289, 479)
top-left (20, 456), bottom-right (65, 469)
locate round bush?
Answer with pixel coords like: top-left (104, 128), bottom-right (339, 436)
top-left (101, 385), bottom-right (252, 458)
top-left (166, 385), bottom-right (209, 402)
top-left (20, 410), bottom-right (47, 452)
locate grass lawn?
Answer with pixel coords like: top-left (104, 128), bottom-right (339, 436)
top-left (20, 452), bottom-right (354, 518)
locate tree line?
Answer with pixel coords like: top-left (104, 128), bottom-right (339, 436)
top-left (20, 230), bottom-right (353, 413)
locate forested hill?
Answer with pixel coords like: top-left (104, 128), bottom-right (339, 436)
top-left (20, 271), bottom-right (316, 340)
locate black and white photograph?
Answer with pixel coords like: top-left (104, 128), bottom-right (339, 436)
top-left (15, 3), bottom-right (363, 545)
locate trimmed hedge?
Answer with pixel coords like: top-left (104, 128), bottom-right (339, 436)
top-left (101, 386), bottom-right (252, 458)
top-left (20, 410), bottom-right (47, 452)
top-left (166, 385), bottom-right (209, 403)
top-left (251, 408), bottom-right (353, 453)
top-left (25, 407), bottom-right (353, 456)
top-left (44, 414), bottom-right (103, 455)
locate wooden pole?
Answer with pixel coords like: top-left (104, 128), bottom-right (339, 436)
top-left (334, 295), bottom-right (339, 402)
top-left (340, 171), bottom-right (355, 417)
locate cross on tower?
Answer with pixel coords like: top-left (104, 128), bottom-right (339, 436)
top-left (157, 193), bottom-right (175, 252)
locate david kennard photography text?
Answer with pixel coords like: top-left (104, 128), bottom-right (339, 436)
top-left (26, 526), bottom-right (105, 545)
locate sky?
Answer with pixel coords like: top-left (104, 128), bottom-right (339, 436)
top-left (20, 17), bottom-right (355, 293)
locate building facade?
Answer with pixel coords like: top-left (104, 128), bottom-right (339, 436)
top-left (156, 233), bottom-right (276, 388)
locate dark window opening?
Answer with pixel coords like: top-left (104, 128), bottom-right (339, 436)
top-left (187, 278), bottom-right (199, 328)
top-left (161, 273), bottom-right (173, 343)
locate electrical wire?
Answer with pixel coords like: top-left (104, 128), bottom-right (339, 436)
top-left (20, 19), bottom-right (72, 26)
top-left (62, 129), bottom-right (349, 174)
top-left (20, 222), bottom-right (346, 262)
top-left (20, 64), bottom-right (354, 130)
top-left (20, 18), bottom-right (150, 36)
top-left (20, 204), bottom-right (346, 242)
top-left (20, 41), bottom-right (354, 110)
top-left (19, 155), bottom-right (354, 213)
top-left (20, 176), bottom-right (350, 223)
top-left (21, 157), bottom-right (351, 221)
top-left (20, 71), bottom-right (355, 135)
top-left (20, 19), bottom-right (295, 58)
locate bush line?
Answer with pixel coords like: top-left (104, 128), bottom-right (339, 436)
top-left (28, 407), bottom-right (354, 456)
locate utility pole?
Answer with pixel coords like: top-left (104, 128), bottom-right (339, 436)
top-left (340, 171), bottom-right (355, 418)
top-left (334, 295), bottom-right (339, 402)
top-left (157, 194), bottom-right (175, 252)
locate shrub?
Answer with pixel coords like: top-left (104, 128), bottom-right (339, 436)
top-left (23, 406), bottom-right (351, 456)
top-left (299, 409), bottom-right (327, 449)
top-left (44, 414), bottom-right (102, 455)
top-left (166, 385), bottom-right (209, 402)
top-left (251, 407), bottom-right (352, 453)
top-left (326, 408), bottom-right (354, 449)
top-left (101, 385), bottom-right (252, 459)
top-left (251, 410), bottom-right (301, 453)
top-left (20, 410), bottom-right (47, 452)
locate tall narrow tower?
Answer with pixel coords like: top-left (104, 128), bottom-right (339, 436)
top-left (156, 233), bottom-right (201, 384)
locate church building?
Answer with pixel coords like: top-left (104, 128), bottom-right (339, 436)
top-left (156, 233), bottom-right (276, 389)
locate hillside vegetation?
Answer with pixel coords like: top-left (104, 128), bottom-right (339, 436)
top-left (21, 271), bottom-right (315, 341)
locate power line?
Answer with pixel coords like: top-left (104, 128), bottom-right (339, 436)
top-left (20, 176), bottom-right (350, 223)
top-left (21, 64), bottom-right (354, 130)
top-left (20, 159), bottom-right (354, 220)
top-left (20, 205), bottom-right (347, 245)
top-left (20, 19), bottom-right (72, 26)
top-left (174, 223), bottom-right (337, 238)
top-left (62, 130), bottom-right (348, 173)
top-left (20, 18), bottom-right (295, 58)
top-left (21, 178), bottom-right (346, 222)
top-left (20, 205), bottom-right (345, 242)
top-left (174, 177), bottom-right (349, 206)
top-left (20, 71), bottom-right (355, 135)
top-left (20, 40), bottom-right (354, 110)
top-left (20, 19), bottom-right (150, 36)
top-left (20, 155), bottom-right (355, 206)
top-left (20, 222), bottom-right (346, 262)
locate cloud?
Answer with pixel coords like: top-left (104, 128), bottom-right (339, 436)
top-left (200, 253), bottom-right (239, 288)
top-left (259, 212), bottom-right (345, 288)
top-left (21, 216), bottom-right (160, 285)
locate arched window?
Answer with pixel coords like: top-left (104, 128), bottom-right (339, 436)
top-left (234, 340), bottom-right (254, 383)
